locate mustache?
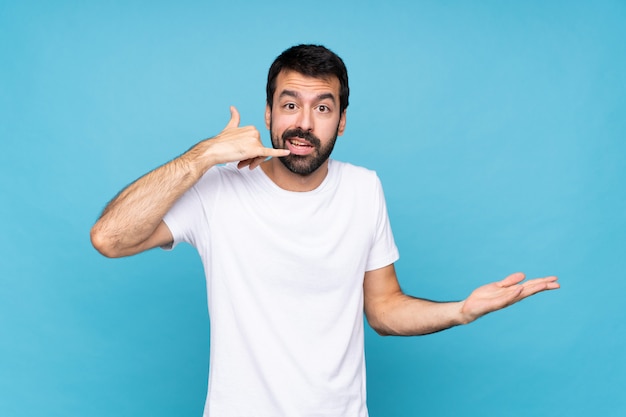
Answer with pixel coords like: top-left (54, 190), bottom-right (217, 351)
top-left (281, 128), bottom-right (321, 147)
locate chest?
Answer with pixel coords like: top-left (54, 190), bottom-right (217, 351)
top-left (206, 183), bottom-right (376, 294)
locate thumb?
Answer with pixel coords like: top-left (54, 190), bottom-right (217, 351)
top-left (499, 272), bottom-right (525, 287)
top-left (225, 106), bottom-right (240, 129)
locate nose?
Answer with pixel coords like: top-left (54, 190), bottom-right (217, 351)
top-left (296, 108), bottom-right (314, 132)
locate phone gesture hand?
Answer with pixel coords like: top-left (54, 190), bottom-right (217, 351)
top-left (207, 106), bottom-right (289, 169)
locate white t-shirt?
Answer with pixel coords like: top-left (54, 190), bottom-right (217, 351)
top-left (163, 159), bottom-right (399, 417)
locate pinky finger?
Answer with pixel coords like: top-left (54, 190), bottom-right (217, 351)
top-left (248, 156), bottom-right (267, 170)
top-left (237, 158), bottom-right (254, 169)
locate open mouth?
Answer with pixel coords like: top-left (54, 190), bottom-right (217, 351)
top-left (288, 138), bottom-right (312, 148)
top-left (286, 138), bottom-right (315, 155)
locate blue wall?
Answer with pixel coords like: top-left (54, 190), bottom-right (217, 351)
top-left (2, 1), bottom-right (625, 415)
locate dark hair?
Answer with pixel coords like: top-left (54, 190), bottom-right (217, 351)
top-left (266, 44), bottom-right (349, 114)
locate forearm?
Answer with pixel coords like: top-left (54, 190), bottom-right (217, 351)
top-left (364, 265), bottom-right (559, 337)
top-left (91, 144), bottom-right (211, 257)
top-left (367, 294), bottom-right (469, 336)
top-left (91, 106), bottom-right (290, 258)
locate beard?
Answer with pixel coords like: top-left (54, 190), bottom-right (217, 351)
top-left (270, 121), bottom-right (339, 176)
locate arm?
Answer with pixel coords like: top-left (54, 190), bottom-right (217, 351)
top-left (90, 106), bottom-right (289, 258)
top-left (363, 264), bottom-right (559, 336)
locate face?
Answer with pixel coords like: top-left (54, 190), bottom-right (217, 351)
top-left (265, 70), bottom-right (346, 176)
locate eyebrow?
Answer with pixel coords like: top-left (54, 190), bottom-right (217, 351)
top-left (279, 89), bottom-right (337, 104)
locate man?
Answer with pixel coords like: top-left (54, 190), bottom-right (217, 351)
top-left (91, 44), bottom-right (559, 416)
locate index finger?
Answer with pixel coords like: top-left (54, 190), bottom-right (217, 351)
top-left (260, 146), bottom-right (290, 158)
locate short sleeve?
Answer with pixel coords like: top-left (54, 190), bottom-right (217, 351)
top-left (162, 168), bottom-right (221, 251)
top-left (365, 176), bottom-right (400, 271)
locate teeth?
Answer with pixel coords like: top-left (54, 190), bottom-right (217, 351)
top-left (290, 139), bottom-right (309, 146)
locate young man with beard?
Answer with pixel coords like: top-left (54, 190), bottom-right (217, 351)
top-left (91, 44), bottom-right (559, 416)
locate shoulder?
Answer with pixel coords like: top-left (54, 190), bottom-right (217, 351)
top-left (331, 159), bottom-right (380, 182)
top-left (196, 162), bottom-right (255, 186)
top-left (330, 159), bottom-right (383, 192)
top-left (190, 163), bottom-right (241, 197)
top-left (327, 160), bottom-right (387, 204)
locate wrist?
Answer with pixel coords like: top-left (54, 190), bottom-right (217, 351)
top-left (180, 140), bottom-right (219, 177)
top-left (456, 300), bottom-right (475, 326)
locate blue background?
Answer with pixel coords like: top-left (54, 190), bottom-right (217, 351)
top-left (2, 1), bottom-right (625, 416)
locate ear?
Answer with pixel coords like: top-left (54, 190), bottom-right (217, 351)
top-left (265, 104), bottom-right (271, 130)
top-left (337, 110), bottom-right (347, 136)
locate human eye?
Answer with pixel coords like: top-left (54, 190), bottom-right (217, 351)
top-left (283, 102), bottom-right (297, 111)
top-left (317, 104), bottom-right (331, 113)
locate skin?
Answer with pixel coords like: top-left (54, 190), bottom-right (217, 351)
top-left (91, 69), bottom-right (559, 336)
top-left (261, 70), bottom-right (346, 192)
top-left (89, 107), bottom-right (289, 258)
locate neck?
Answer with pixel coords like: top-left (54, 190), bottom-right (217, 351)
top-left (261, 158), bottom-right (330, 192)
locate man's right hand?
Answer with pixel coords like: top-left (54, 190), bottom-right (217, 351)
top-left (189, 106), bottom-right (290, 173)
top-left (91, 106), bottom-right (288, 258)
